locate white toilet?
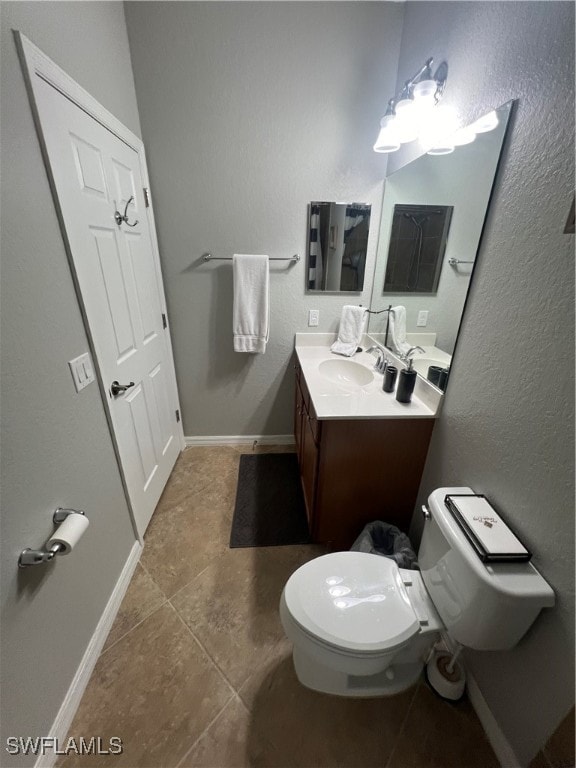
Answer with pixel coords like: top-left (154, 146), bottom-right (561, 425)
top-left (280, 487), bottom-right (555, 697)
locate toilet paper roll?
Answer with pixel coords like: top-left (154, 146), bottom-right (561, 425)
top-left (47, 513), bottom-right (89, 555)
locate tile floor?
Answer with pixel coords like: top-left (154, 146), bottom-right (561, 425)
top-left (61, 446), bottom-right (499, 768)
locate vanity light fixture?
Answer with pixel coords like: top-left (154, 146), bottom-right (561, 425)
top-left (374, 60), bottom-right (502, 156)
top-left (373, 58), bottom-right (448, 154)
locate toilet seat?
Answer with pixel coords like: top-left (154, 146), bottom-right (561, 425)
top-left (283, 552), bottom-right (421, 654)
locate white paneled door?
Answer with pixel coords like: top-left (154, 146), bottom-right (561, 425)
top-left (22, 42), bottom-right (183, 537)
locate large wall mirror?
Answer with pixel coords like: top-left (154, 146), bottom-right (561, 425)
top-left (307, 202), bottom-right (371, 292)
top-left (368, 100), bottom-right (514, 391)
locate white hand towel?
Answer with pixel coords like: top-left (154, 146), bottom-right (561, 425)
top-left (233, 254), bottom-right (270, 353)
top-left (389, 305), bottom-right (411, 356)
top-left (330, 305), bottom-right (367, 357)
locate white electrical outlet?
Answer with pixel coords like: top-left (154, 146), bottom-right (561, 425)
top-left (417, 310), bottom-right (429, 327)
top-left (308, 309), bottom-right (320, 327)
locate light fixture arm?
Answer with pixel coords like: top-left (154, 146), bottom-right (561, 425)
top-left (406, 57), bottom-right (435, 89)
top-left (387, 57), bottom-right (447, 111)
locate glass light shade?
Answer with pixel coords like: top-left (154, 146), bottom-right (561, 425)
top-left (413, 79), bottom-right (437, 102)
top-left (379, 113), bottom-right (396, 129)
top-left (473, 110), bottom-right (499, 133)
top-left (427, 144), bottom-right (455, 155)
top-left (373, 127), bottom-right (400, 153)
top-left (395, 116), bottom-right (420, 143)
top-left (452, 126), bottom-right (477, 146)
top-left (395, 97), bottom-right (417, 117)
top-left (420, 105), bottom-right (458, 142)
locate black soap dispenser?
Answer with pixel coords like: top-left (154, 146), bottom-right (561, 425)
top-left (396, 358), bottom-right (417, 404)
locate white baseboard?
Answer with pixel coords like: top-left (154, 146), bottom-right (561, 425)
top-left (466, 672), bottom-right (524, 768)
top-left (36, 541), bottom-right (142, 768)
top-left (184, 434), bottom-right (295, 447)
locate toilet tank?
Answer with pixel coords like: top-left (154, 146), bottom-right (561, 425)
top-left (419, 487), bottom-right (555, 651)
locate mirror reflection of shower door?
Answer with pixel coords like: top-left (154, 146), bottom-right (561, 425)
top-left (307, 202), bottom-right (371, 292)
top-left (384, 204), bottom-right (453, 294)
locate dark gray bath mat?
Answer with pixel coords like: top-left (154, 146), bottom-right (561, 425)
top-left (230, 453), bottom-right (310, 548)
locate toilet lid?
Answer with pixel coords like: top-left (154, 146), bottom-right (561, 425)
top-left (284, 552), bottom-right (420, 653)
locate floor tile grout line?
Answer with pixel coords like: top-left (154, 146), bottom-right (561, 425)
top-left (99, 598), bottom-right (170, 657)
top-left (151, 459), bottom-right (240, 516)
top-left (169, 603), bottom-right (241, 768)
top-left (174, 693), bottom-right (241, 768)
top-left (540, 747), bottom-right (554, 768)
top-left (136, 557), bottom-right (169, 600)
top-left (235, 635), bottom-right (290, 711)
top-left (163, 557), bottom-right (220, 603)
top-left (175, 691), bottom-right (293, 768)
top-left (384, 679), bottom-right (423, 768)
top-left (151, 474), bottom-right (235, 520)
top-left (168, 598), bottom-right (239, 698)
top-left (233, 694), bottom-right (294, 767)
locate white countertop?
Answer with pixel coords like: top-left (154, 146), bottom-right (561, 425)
top-left (295, 334), bottom-right (443, 420)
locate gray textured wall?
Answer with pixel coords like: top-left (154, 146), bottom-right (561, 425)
top-left (394, 3), bottom-right (574, 764)
top-left (0, 3), bottom-right (140, 761)
top-left (124, 1), bottom-right (404, 437)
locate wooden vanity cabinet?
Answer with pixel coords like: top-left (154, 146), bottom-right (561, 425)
top-left (294, 365), bottom-right (320, 525)
top-left (294, 360), bottom-right (434, 550)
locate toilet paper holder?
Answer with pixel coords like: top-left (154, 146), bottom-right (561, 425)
top-left (19, 508), bottom-right (86, 568)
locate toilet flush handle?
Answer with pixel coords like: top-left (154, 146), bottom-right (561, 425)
top-left (421, 504), bottom-right (431, 520)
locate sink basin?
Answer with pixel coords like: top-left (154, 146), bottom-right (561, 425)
top-left (319, 359), bottom-right (374, 388)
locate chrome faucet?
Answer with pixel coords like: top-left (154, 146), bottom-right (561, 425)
top-left (402, 346), bottom-right (425, 361)
top-left (365, 345), bottom-right (388, 373)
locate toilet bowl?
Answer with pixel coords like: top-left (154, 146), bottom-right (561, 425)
top-left (280, 486), bottom-right (555, 698)
top-left (280, 550), bottom-right (443, 696)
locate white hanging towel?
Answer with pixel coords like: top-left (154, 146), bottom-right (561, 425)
top-left (330, 305), bottom-right (367, 357)
top-left (233, 254), bottom-right (270, 353)
top-left (389, 305), bottom-right (411, 356)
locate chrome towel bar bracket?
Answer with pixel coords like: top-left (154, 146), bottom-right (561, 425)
top-left (448, 258), bottom-right (474, 267)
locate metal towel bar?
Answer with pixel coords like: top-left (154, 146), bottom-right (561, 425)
top-left (203, 252), bottom-right (299, 262)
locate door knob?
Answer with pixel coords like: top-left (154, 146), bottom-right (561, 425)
top-left (110, 380), bottom-right (135, 396)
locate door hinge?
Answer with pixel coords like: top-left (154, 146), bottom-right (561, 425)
top-left (162, 313), bottom-right (167, 329)
top-left (143, 187), bottom-right (151, 208)
top-left (175, 409), bottom-right (180, 423)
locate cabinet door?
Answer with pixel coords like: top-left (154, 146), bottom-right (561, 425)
top-left (314, 418), bottom-right (435, 548)
top-left (294, 370), bottom-right (304, 459)
top-left (301, 412), bottom-right (318, 526)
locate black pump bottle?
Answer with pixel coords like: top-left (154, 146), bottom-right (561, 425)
top-left (396, 358), bottom-right (417, 404)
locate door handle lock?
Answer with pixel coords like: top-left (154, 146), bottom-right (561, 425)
top-left (110, 380), bottom-right (135, 397)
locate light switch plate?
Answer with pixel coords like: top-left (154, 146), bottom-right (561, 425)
top-left (69, 352), bottom-right (95, 392)
top-left (417, 310), bottom-right (429, 327)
